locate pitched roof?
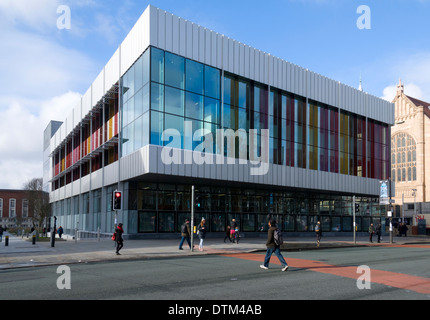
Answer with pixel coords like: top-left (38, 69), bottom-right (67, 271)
top-left (405, 95), bottom-right (430, 108)
top-left (405, 95), bottom-right (430, 118)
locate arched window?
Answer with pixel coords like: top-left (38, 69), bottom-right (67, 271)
top-left (391, 132), bottom-right (417, 182)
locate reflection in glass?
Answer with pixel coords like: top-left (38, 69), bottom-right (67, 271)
top-left (165, 52), bottom-right (184, 89)
top-left (186, 59), bottom-right (204, 95)
top-left (165, 86), bottom-right (184, 116)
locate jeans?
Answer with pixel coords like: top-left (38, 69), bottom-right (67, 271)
top-left (263, 246), bottom-right (288, 268)
top-left (179, 236), bottom-right (191, 249)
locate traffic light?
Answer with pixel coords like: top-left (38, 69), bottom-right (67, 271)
top-left (355, 203), bottom-right (360, 213)
top-left (113, 190), bottom-right (122, 210)
top-left (195, 194), bottom-right (201, 209)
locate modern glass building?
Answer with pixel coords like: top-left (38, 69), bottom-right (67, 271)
top-left (44, 5), bottom-right (394, 238)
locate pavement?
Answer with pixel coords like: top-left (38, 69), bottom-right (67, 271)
top-left (1, 232), bottom-right (430, 270)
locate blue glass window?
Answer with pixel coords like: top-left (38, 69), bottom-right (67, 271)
top-left (142, 83), bottom-right (149, 114)
top-left (204, 97), bottom-right (219, 124)
top-left (134, 115), bottom-right (143, 150)
top-left (151, 83), bottom-right (164, 111)
top-left (185, 92), bottom-right (203, 120)
top-left (151, 47), bottom-right (164, 84)
top-left (205, 65), bottom-right (220, 99)
top-left (165, 52), bottom-right (185, 89)
top-left (184, 118), bottom-right (203, 151)
top-left (165, 86), bottom-right (184, 116)
top-left (142, 111), bottom-right (149, 146)
top-left (134, 88), bottom-right (143, 119)
top-left (164, 114), bottom-right (183, 149)
top-left (186, 59), bottom-right (204, 95)
top-left (150, 111), bottom-right (164, 146)
top-left (134, 55), bottom-right (143, 91)
top-left (142, 49), bottom-right (150, 87)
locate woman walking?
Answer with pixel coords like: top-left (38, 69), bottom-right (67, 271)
top-left (197, 218), bottom-right (207, 251)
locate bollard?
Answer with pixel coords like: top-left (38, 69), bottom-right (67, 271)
top-left (5, 235), bottom-right (9, 246)
top-left (32, 234), bottom-right (36, 245)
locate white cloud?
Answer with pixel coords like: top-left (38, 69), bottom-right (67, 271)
top-left (380, 52), bottom-right (430, 103)
top-left (0, 1), bottom-right (94, 189)
top-left (381, 82), bottom-right (423, 102)
top-left (0, 0), bottom-right (60, 31)
top-left (0, 92), bottom-right (81, 189)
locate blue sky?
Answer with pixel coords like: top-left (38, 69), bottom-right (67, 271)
top-left (1, 0), bottom-right (430, 189)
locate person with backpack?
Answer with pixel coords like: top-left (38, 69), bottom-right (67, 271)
top-left (179, 218), bottom-right (192, 250)
top-left (315, 221), bottom-right (322, 247)
top-left (260, 220), bottom-right (288, 272)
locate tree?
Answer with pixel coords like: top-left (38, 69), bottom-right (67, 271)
top-left (23, 178), bottom-right (50, 231)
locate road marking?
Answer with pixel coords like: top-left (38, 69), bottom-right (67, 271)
top-left (221, 253), bottom-right (430, 295)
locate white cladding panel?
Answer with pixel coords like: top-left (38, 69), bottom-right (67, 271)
top-left (92, 69), bottom-right (104, 107)
top-left (104, 48), bottom-right (120, 93)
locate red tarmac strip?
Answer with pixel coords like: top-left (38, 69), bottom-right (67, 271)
top-left (221, 253), bottom-right (430, 295)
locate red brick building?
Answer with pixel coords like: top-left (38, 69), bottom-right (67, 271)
top-left (0, 189), bottom-right (33, 229)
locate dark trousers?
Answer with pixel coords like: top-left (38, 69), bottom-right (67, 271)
top-left (116, 240), bottom-right (123, 253)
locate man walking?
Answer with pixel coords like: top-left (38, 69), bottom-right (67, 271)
top-left (260, 220), bottom-right (289, 272)
top-left (179, 218), bottom-right (192, 250)
top-left (315, 221), bottom-right (322, 247)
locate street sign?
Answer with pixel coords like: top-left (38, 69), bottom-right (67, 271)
top-left (379, 180), bottom-right (390, 205)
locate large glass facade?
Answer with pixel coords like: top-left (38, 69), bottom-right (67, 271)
top-left (50, 46), bottom-right (392, 235)
top-left (149, 47), bottom-right (221, 153)
top-left (118, 46), bottom-right (390, 180)
top-left (121, 48), bottom-right (150, 156)
top-left (130, 181), bottom-right (385, 233)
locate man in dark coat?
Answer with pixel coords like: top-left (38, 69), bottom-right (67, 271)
top-left (179, 218), bottom-right (192, 250)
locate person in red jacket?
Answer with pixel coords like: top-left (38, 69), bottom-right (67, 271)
top-left (115, 223), bottom-right (124, 255)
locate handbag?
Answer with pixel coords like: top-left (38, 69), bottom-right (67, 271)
top-left (112, 232), bottom-right (116, 241)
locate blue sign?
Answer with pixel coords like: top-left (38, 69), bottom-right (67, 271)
top-left (379, 180), bottom-right (389, 205)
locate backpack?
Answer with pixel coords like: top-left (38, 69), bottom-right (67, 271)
top-left (181, 223), bottom-right (188, 234)
top-left (273, 228), bottom-right (283, 246)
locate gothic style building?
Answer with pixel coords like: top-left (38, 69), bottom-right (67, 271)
top-left (391, 80), bottom-right (430, 218)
